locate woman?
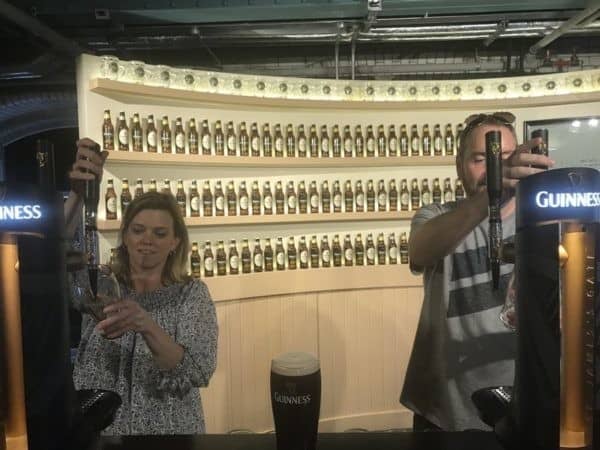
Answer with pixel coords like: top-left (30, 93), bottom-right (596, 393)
top-left (70, 150), bottom-right (218, 434)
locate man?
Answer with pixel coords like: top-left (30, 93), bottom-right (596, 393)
top-left (400, 112), bottom-right (554, 431)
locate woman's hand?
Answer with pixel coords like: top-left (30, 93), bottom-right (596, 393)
top-left (95, 299), bottom-right (152, 339)
top-left (69, 138), bottom-right (108, 197)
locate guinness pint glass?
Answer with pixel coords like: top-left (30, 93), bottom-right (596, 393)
top-left (271, 352), bottom-right (321, 450)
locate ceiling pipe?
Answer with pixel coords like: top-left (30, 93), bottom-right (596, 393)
top-left (0, 0), bottom-right (84, 56)
top-left (529, 1), bottom-right (600, 54)
top-left (483, 19), bottom-right (508, 47)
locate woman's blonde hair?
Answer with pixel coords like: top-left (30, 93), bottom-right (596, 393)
top-left (112, 191), bottom-right (190, 286)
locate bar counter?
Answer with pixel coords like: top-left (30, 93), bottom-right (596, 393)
top-left (91, 431), bottom-right (506, 450)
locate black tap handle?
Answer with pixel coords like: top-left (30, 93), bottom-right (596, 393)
top-left (530, 128), bottom-right (548, 170)
top-left (36, 139), bottom-right (56, 188)
top-left (84, 143), bottom-right (102, 223)
top-left (486, 130), bottom-right (503, 290)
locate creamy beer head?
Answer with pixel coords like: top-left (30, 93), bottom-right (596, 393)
top-left (271, 352), bottom-right (319, 377)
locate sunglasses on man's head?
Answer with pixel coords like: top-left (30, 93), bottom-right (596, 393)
top-left (462, 112), bottom-right (516, 134)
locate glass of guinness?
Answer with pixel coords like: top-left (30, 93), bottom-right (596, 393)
top-left (270, 352), bottom-right (321, 450)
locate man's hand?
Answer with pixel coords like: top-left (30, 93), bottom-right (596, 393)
top-left (503, 137), bottom-right (554, 190)
top-left (96, 299), bottom-right (151, 339)
top-left (68, 138), bottom-right (108, 197)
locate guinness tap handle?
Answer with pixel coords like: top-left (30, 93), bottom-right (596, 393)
top-left (84, 143), bottom-right (102, 226)
top-left (530, 128), bottom-right (549, 170)
top-left (485, 130), bottom-right (503, 290)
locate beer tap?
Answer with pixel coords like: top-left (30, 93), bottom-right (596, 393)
top-left (84, 143), bottom-right (101, 296)
top-left (486, 131), bottom-right (503, 290)
top-left (530, 128), bottom-right (549, 170)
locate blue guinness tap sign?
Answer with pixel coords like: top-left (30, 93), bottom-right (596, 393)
top-left (0, 183), bottom-right (57, 236)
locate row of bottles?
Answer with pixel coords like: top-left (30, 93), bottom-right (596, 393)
top-left (186, 232), bottom-right (410, 277)
top-left (104, 177), bottom-right (466, 220)
top-left (102, 110), bottom-right (463, 157)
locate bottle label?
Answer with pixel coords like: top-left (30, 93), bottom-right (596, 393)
top-left (367, 139), bottom-right (374, 152)
top-left (251, 137), bottom-right (259, 151)
top-left (356, 193), bottom-right (365, 207)
top-left (106, 197), bottom-right (117, 213)
top-left (422, 193), bottom-right (431, 205)
top-left (275, 139), bottom-right (283, 152)
top-left (216, 197), bottom-right (225, 210)
top-left (378, 193), bottom-right (387, 206)
top-left (310, 195), bottom-right (319, 209)
top-left (202, 135), bottom-right (210, 149)
top-left (322, 249), bottom-right (330, 262)
top-left (298, 139), bottom-right (306, 152)
top-left (191, 197), bottom-right (200, 211)
top-left (333, 194), bottom-right (342, 208)
top-left (226, 136), bottom-right (235, 150)
top-left (240, 196), bottom-right (249, 209)
top-left (118, 129), bottom-right (128, 146)
top-left (344, 249), bottom-right (353, 261)
top-left (254, 254), bottom-right (263, 267)
top-left (344, 139), bottom-right (352, 153)
top-left (176, 133), bottom-right (185, 149)
top-left (367, 248), bottom-right (375, 260)
top-left (321, 139), bottom-right (329, 153)
top-left (401, 193), bottom-right (410, 205)
top-left (276, 252), bottom-right (285, 266)
top-left (444, 191), bottom-right (453, 202)
top-left (204, 257), bottom-right (214, 271)
top-left (389, 247), bottom-right (398, 259)
top-left (389, 138), bottom-right (397, 151)
top-left (264, 196), bottom-right (273, 209)
top-left (230, 255), bottom-right (239, 269)
top-left (288, 196), bottom-right (297, 209)
top-left (147, 131), bottom-right (157, 147)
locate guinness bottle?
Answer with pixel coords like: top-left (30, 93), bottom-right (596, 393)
top-left (264, 238), bottom-right (274, 272)
top-left (188, 118), bottom-right (199, 155)
top-left (332, 235), bottom-right (342, 267)
top-left (422, 124), bottom-right (431, 156)
top-left (410, 179), bottom-right (420, 210)
top-left (214, 180), bottom-right (225, 216)
top-left (309, 236), bottom-right (319, 268)
top-left (399, 232), bottom-right (409, 264)
top-left (176, 179), bottom-right (186, 217)
top-left (343, 125), bottom-right (353, 158)
top-left (275, 237), bottom-right (286, 271)
top-left (102, 109), bottom-right (114, 151)
top-left (421, 179), bottom-right (431, 206)
top-left (251, 181), bottom-right (261, 215)
top-left (175, 117), bottom-right (186, 154)
top-left (226, 181), bottom-right (237, 216)
top-left (355, 125), bottom-right (364, 157)
top-left (432, 178), bottom-right (442, 204)
top-left (263, 181), bottom-right (274, 215)
top-left (320, 125), bottom-right (330, 158)
top-left (309, 125), bottom-right (319, 158)
top-left (241, 239), bottom-right (251, 274)
top-left (445, 123), bottom-right (455, 156)
top-left (321, 236), bottom-right (331, 268)
top-left (226, 121), bottom-right (236, 156)
top-left (287, 181), bottom-right (297, 214)
top-left (377, 233), bottom-right (386, 265)
top-left (203, 180), bottom-right (213, 217)
top-left (297, 124), bottom-right (307, 158)
top-left (399, 124), bottom-right (409, 157)
top-left (160, 116), bottom-right (172, 154)
top-left (298, 181), bottom-right (308, 214)
top-left (250, 122), bottom-right (260, 157)
top-left (146, 114), bottom-right (157, 152)
top-left (162, 178), bottom-right (172, 196)
top-left (321, 181), bottom-right (331, 213)
top-left (201, 119), bottom-right (211, 155)
top-left (400, 180), bottom-right (410, 211)
top-left (105, 179), bottom-right (117, 220)
top-left (443, 177), bottom-right (453, 203)
top-left (214, 120), bottom-right (225, 156)
top-left (388, 125), bottom-right (398, 157)
top-left (117, 111), bottom-right (129, 151)
top-left (274, 124), bottom-right (284, 157)
top-left (355, 180), bottom-right (365, 213)
top-left (389, 180), bottom-right (398, 211)
top-left (239, 122), bottom-right (249, 156)
top-left (262, 123), bottom-right (273, 157)
top-left (456, 123), bottom-right (464, 150)
top-left (132, 113), bottom-right (143, 152)
top-left (309, 181), bottom-right (319, 214)
top-left (120, 178), bottom-right (132, 216)
top-left (253, 239), bottom-right (264, 272)
top-left (189, 180), bottom-right (200, 217)
top-left (377, 179), bottom-right (387, 212)
top-left (433, 124), bottom-right (443, 156)
top-left (238, 181), bottom-right (249, 216)
top-left (275, 181), bottom-right (285, 214)
top-left (377, 124), bottom-right (387, 157)
top-left (343, 234), bottom-right (354, 266)
top-left (229, 240), bottom-right (239, 275)
top-left (286, 124), bottom-right (296, 157)
top-left (332, 125), bottom-right (342, 157)
top-left (366, 233), bottom-right (375, 265)
top-left (388, 234), bottom-right (398, 264)
top-left (287, 237), bottom-right (297, 270)
top-left (216, 241), bottom-right (227, 276)
top-left (134, 178), bottom-right (144, 199)
top-left (190, 242), bottom-right (201, 278)
top-left (355, 234), bottom-right (365, 265)
top-left (366, 125), bottom-right (375, 157)
top-left (149, 178), bottom-right (158, 192)
top-left (203, 241), bottom-right (214, 277)
top-left (366, 180), bottom-right (375, 212)
top-left (332, 181), bottom-right (342, 213)
top-left (298, 236), bottom-right (309, 269)
top-left (344, 180), bottom-right (353, 213)
top-left (455, 179), bottom-right (465, 201)
top-left (410, 124), bottom-right (420, 156)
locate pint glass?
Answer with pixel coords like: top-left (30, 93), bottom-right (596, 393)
top-left (270, 352), bottom-right (321, 450)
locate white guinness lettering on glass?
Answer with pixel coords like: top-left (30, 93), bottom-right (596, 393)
top-left (534, 191), bottom-right (600, 208)
top-left (0, 204), bottom-right (43, 221)
top-left (274, 392), bottom-right (312, 405)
